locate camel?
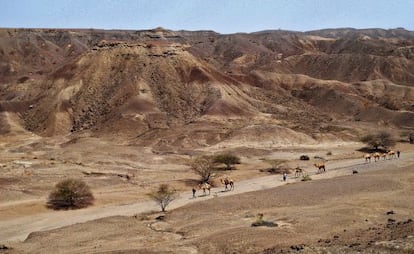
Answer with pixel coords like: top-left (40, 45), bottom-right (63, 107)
top-left (381, 153), bottom-right (388, 160)
top-left (198, 182), bottom-right (211, 195)
top-left (220, 177), bottom-right (234, 191)
top-left (314, 162), bottom-right (326, 173)
top-left (364, 153), bottom-right (372, 163)
top-left (373, 152), bottom-right (381, 162)
top-left (388, 150), bottom-right (396, 159)
top-left (294, 167), bottom-right (306, 177)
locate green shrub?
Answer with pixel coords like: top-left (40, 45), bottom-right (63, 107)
top-left (360, 131), bottom-right (396, 150)
top-left (213, 154), bottom-right (241, 170)
top-left (251, 213), bottom-right (277, 227)
top-left (301, 175), bottom-right (312, 182)
top-left (47, 179), bottom-right (94, 210)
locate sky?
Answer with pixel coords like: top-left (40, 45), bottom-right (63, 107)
top-left (1, 0), bottom-right (413, 34)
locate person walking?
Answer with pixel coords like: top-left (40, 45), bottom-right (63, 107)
top-left (283, 172), bottom-right (287, 182)
top-left (192, 187), bottom-right (196, 198)
top-left (397, 150), bottom-right (400, 158)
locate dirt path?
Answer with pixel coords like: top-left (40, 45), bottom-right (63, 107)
top-left (1, 152), bottom-right (413, 243)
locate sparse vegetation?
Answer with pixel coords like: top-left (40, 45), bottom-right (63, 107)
top-left (191, 156), bottom-right (214, 183)
top-left (361, 131), bottom-right (396, 150)
top-left (251, 213), bottom-right (277, 227)
top-left (213, 154), bottom-right (241, 170)
top-left (148, 184), bottom-right (177, 212)
top-left (47, 179), bottom-right (94, 210)
top-left (260, 159), bottom-right (289, 174)
top-left (302, 175), bottom-right (312, 181)
top-left (300, 155), bottom-right (310, 160)
top-left (265, 159), bottom-right (286, 170)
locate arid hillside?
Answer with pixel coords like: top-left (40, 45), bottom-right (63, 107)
top-left (1, 27), bottom-right (414, 148)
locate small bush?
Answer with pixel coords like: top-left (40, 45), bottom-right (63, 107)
top-left (299, 155), bottom-right (310, 160)
top-left (148, 184), bottom-right (177, 212)
top-left (360, 131), bottom-right (396, 150)
top-left (301, 175), bottom-right (312, 181)
top-left (251, 213), bottom-right (277, 227)
top-left (326, 151), bottom-right (332, 156)
top-left (213, 154), bottom-right (241, 170)
top-left (191, 156), bottom-right (214, 183)
top-left (47, 179), bottom-right (94, 210)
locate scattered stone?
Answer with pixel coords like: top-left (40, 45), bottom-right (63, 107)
top-left (333, 235), bottom-right (339, 239)
top-left (290, 245), bottom-right (304, 251)
top-left (403, 219), bottom-right (413, 224)
top-left (388, 218), bottom-right (396, 224)
top-left (349, 243), bottom-right (361, 248)
top-left (386, 210), bottom-right (395, 215)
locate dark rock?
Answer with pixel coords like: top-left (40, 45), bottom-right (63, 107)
top-left (386, 210), bottom-right (395, 215)
top-left (155, 215), bottom-right (165, 221)
top-left (0, 244), bottom-right (8, 250)
top-left (349, 243), bottom-right (361, 248)
top-left (290, 245), bottom-right (304, 251)
top-left (387, 218), bottom-right (396, 223)
top-left (352, 170), bottom-right (358, 174)
top-left (403, 219), bottom-right (413, 224)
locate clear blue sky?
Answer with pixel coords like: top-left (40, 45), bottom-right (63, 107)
top-left (1, 0), bottom-right (413, 33)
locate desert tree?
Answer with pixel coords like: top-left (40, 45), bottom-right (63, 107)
top-left (360, 131), bottom-right (396, 150)
top-left (191, 156), bottom-right (214, 183)
top-left (148, 184), bottom-right (177, 212)
top-left (47, 179), bottom-right (94, 210)
top-left (213, 154), bottom-right (241, 170)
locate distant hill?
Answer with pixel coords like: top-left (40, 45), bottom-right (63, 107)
top-left (1, 27), bottom-right (413, 149)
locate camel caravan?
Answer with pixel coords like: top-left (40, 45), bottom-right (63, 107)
top-left (363, 150), bottom-right (400, 163)
top-left (196, 176), bottom-right (234, 197)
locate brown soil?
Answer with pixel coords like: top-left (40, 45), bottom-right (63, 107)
top-left (0, 136), bottom-right (413, 253)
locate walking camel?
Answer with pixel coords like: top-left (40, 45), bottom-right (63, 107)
top-left (364, 153), bottom-right (372, 163)
top-left (294, 167), bottom-right (307, 177)
top-left (388, 150), bottom-right (396, 159)
top-left (373, 152), bottom-right (381, 162)
top-left (314, 162), bottom-right (326, 173)
top-left (220, 177), bottom-right (234, 191)
top-left (198, 182), bottom-right (211, 195)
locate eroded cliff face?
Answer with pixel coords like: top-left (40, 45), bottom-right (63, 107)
top-left (1, 27), bottom-right (413, 147)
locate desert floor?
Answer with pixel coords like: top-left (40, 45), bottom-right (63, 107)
top-left (0, 134), bottom-right (413, 253)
